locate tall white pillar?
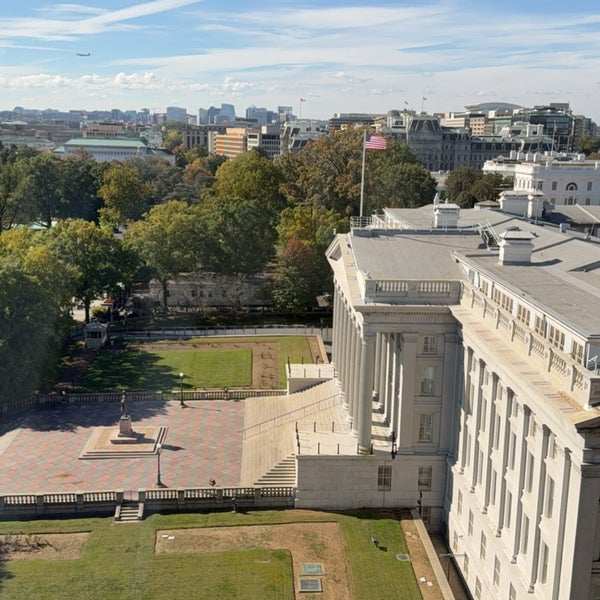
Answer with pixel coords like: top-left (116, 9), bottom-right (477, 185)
top-left (358, 333), bottom-right (376, 454)
top-left (397, 332), bottom-right (418, 452)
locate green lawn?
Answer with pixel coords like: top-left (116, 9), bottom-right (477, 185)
top-left (0, 509), bottom-right (422, 600)
top-left (77, 336), bottom-right (313, 392)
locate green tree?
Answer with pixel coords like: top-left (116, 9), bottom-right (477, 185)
top-left (211, 149), bottom-right (285, 212)
top-left (17, 153), bottom-right (65, 228)
top-left (200, 196), bottom-right (278, 275)
top-left (271, 236), bottom-right (318, 313)
top-left (98, 162), bottom-right (153, 226)
top-left (125, 201), bottom-right (200, 308)
top-left (0, 229), bottom-right (68, 405)
top-left (577, 135), bottom-right (600, 156)
top-left (59, 153), bottom-right (104, 221)
top-left (46, 220), bottom-right (126, 322)
top-left (446, 167), bottom-right (510, 208)
top-left (377, 162), bottom-right (437, 209)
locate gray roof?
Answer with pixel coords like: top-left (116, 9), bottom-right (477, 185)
top-left (349, 205), bottom-right (600, 335)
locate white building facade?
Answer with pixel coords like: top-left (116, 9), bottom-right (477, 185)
top-left (484, 154), bottom-right (600, 207)
top-left (317, 204), bottom-right (600, 599)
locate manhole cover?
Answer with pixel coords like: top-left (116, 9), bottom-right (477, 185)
top-left (396, 553), bottom-right (411, 561)
top-left (302, 563), bottom-right (324, 575)
top-left (299, 578), bottom-right (323, 593)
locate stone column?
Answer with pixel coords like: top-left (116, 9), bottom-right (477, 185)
top-left (373, 332), bottom-right (383, 403)
top-left (331, 286), bottom-right (341, 367)
top-left (397, 332), bottom-right (418, 452)
top-left (351, 331), bottom-right (363, 431)
top-left (358, 333), bottom-right (376, 454)
top-left (389, 335), bottom-right (401, 436)
top-left (482, 373), bottom-right (499, 512)
top-left (378, 332), bottom-right (390, 420)
top-left (440, 333), bottom-right (459, 453)
top-left (551, 447), bottom-right (571, 599)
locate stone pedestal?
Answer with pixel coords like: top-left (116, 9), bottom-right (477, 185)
top-left (110, 416), bottom-right (139, 444)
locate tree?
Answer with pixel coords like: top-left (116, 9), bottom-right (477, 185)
top-left (577, 135), bottom-right (600, 157)
top-left (377, 162), bottom-right (437, 210)
top-left (17, 153), bottom-right (64, 228)
top-left (46, 220), bottom-right (126, 322)
top-left (278, 129), bottom-right (430, 217)
top-left (0, 229), bottom-right (68, 406)
top-left (125, 201), bottom-right (200, 308)
top-left (445, 167), bottom-right (511, 208)
top-left (199, 196), bottom-right (278, 275)
top-left (98, 162), bottom-right (153, 226)
top-left (59, 153), bottom-right (104, 221)
top-left (211, 149), bottom-right (285, 213)
top-left (271, 236), bottom-right (319, 313)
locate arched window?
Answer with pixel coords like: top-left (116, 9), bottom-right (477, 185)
top-left (566, 182), bottom-right (578, 191)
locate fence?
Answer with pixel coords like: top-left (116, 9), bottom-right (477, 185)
top-left (0, 486), bottom-right (296, 521)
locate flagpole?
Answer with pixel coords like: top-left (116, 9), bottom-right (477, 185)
top-left (360, 130), bottom-right (367, 218)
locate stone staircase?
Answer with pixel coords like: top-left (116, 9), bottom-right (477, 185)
top-left (254, 454), bottom-right (296, 486)
top-left (114, 501), bottom-right (144, 522)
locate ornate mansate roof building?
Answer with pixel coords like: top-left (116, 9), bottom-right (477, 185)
top-left (316, 202), bottom-right (600, 599)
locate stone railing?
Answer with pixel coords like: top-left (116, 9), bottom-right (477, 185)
top-left (0, 389), bottom-right (287, 420)
top-left (463, 286), bottom-right (600, 406)
top-left (364, 279), bottom-right (461, 305)
top-left (0, 486), bottom-right (296, 521)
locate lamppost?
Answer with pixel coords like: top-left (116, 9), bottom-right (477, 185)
top-left (390, 430), bottom-right (397, 459)
top-left (438, 553), bottom-right (465, 581)
top-left (179, 372), bottom-right (184, 407)
top-left (156, 443), bottom-right (163, 487)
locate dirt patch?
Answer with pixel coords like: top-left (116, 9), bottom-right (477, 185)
top-left (0, 532), bottom-right (90, 561)
top-left (156, 521), bottom-right (351, 600)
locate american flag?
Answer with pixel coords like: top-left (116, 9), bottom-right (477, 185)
top-left (365, 134), bottom-right (387, 150)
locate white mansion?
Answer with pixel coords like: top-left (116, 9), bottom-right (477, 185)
top-left (484, 152), bottom-right (600, 207)
top-left (314, 202), bottom-right (600, 599)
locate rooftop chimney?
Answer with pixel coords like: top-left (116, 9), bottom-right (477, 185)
top-left (498, 228), bottom-right (535, 265)
top-left (433, 202), bottom-right (460, 229)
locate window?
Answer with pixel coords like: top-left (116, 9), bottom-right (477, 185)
top-left (566, 182), bottom-right (578, 191)
top-left (571, 341), bottom-right (584, 364)
top-left (509, 432), bottom-right (517, 470)
top-left (468, 510), bottom-right (474, 537)
top-left (480, 532), bottom-right (486, 560)
top-left (548, 325), bottom-right (565, 351)
top-left (588, 181), bottom-right (593, 191)
top-left (551, 181), bottom-right (557, 191)
top-left (505, 490), bottom-right (512, 528)
top-left (464, 554), bottom-right (469, 579)
top-left (457, 490), bottom-right (463, 515)
top-left (418, 413), bottom-right (433, 442)
top-left (509, 583), bottom-right (517, 600)
top-left (480, 279), bottom-right (489, 295)
top-left (517, 304), bottom-right (530, 325)
top-left (377, 464), bottom-right (392, 491)
top-left (534, 315), bottom-right (546, 336)
top-left (423, 335), bottom-right (437, 354)
top-left (545, 476), bottom-right (555, 518)
top-left (418, 466), bottom-right (433, 491)
top-left (420, 367), bottom-right (435, 395)
top-left (522, 514), bottom-right (530, 554)
top-left (490, 469), bottom-right (497, 505)
top-left (492, 288), bottom-right (514, 312)
top-left (493, 557), bottom-right (501, 587)
top-left (526, 452), bottom-right (535, 493)
top-left (475, 577), bottom-right (482, 599)
top-left (494, 415), bottom-right (501, 450)
top-left (540, 541), bottom-right (549, 583)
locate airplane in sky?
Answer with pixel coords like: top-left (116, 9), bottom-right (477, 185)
top-left (76, 52), bottom-right (91, 57)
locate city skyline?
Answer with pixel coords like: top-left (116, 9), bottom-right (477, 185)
top-left (0, 1), bottom-right (599, 121)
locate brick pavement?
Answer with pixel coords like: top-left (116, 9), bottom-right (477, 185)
top-left (0, 400), bottom-right (245, 495)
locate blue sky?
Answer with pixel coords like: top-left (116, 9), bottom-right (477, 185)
top-left (1, 1), bottom-right (599, 121)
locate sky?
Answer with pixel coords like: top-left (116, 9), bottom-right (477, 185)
top-left (0, 0), bottom-right (600, 122)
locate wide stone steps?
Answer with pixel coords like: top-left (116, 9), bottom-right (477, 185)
top-left (115, 501), bottom-right (143, 522)
top-left (254, 455), bottom-right (296, 486)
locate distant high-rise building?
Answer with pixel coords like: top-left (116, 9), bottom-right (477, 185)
top-left (166, 106), bottom-right (188, 123)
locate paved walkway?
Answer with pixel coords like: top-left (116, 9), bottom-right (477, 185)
top-left (0, 400), bottom-right (245, 495)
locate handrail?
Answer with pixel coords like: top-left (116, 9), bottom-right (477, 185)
top-left (240, 392), bottom-right (342, 438)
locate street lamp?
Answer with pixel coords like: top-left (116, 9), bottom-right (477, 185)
top-left (179, 372), bottom-right (184, 407)
top-left (438, 553), bottom-right (465, 580)
top-left (156, 443), bottom-right (163, 487)
top-left (390, 430), bottom-right (397, 459)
